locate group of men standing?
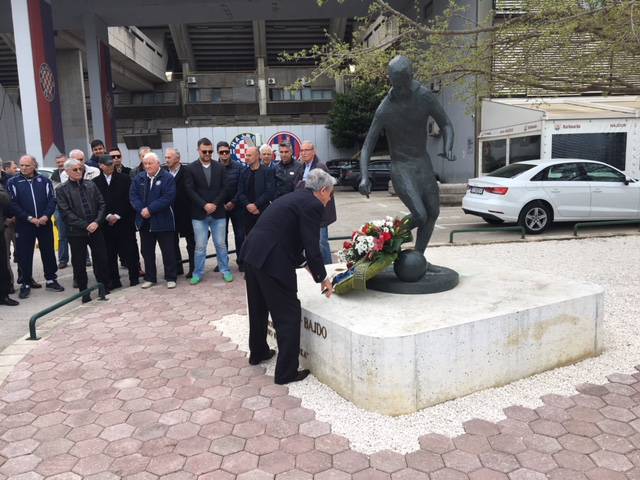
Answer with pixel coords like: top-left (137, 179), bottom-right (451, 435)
top-left (0, 137), bottom-right (336, 306)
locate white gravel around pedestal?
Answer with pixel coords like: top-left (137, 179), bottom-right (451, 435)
top-left (212, 235), bottom-right (640, 454)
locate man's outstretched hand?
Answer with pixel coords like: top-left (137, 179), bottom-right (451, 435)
top-left (320, 278), bottom-right (333, 298)
top-left (358, 177), bottom-right (371, 198)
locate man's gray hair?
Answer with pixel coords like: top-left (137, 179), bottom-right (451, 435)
top-left (143, 152), bottom-right (160, 163)
top-left (20, 155), bottom-right (38, 168)
top-left (64, 158), bottom-right (81, 170)
top-left (166, 147), bottom-right (180, 158)
top-left (305, 169), bottom-right (336, 192)
top-left (259, 144), bottom-right (273, 154)
top-left (138, 146), bottom-right (151, 157)
top-left (68, 149), bottom-right (84, 160)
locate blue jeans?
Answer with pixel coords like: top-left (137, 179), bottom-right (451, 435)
top-left (54, 209), bottom-right (69, 264)
top-left (320, 226), bottom-right (332, 264)
top-left (192, 216), bottom-right (230, 277)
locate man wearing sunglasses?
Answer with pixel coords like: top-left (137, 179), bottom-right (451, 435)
top-left (57, 158), bottom-right (110, 301)
top-left (109, 147), bottom-right (131, 176)
top-left (217, 141), bottom-right (246, 270)
top-left (184, 138), bottom-right (232, 284)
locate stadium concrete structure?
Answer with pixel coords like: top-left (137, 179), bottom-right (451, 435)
top-left (0, 0), bottom-right (486, 182)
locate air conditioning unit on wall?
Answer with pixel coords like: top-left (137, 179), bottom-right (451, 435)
top-left (267, 77), bottom-right (276, 85)
top-left (246, 78), bottom-right (256, 86)
top-left (187, 76), bottom-right (197, 84)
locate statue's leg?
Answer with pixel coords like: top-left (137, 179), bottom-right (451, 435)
top-left (391, 169), bottom-right (428, 253)
top-left (415, 178), bottom-right (440, 254)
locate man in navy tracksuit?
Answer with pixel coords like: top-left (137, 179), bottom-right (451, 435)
top-left (7, 155), bottom-right (64, 299)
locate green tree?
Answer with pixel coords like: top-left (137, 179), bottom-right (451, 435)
top-left (286, 0), bottom-right (640, 102)
top-left (326, 81), bottom-right (387, 149)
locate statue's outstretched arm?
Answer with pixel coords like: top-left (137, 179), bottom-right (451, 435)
top-left (428, 95), bottom-right (455, 161)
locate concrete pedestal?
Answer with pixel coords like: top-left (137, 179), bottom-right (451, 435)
top-left (294, 257), bottom-right (603, 416)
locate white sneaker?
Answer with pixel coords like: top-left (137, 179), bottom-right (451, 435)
top-left (141, 281), bottom-right (154, 289)
top-left (167, 281), bottom-right (177, 289)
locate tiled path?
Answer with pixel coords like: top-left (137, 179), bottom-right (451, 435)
top-left (0, 281), bottom-right (639, 479)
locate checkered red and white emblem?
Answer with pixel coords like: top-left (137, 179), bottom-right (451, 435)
top-left (104, 93), bottom-right (113, 116)
top-left (230, 133), bottom-right (257, 163)
top-left (39, 63), bottom-right (56, 103)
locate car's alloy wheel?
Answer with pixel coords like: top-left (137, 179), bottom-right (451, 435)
top-left (519, 201), bottom-right (552, 234)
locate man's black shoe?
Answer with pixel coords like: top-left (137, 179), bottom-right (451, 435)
top-left (275, 369), bottom-right (310, 385)
top-left (130, 279), bottom-right (139, 287)
top-left (82, 294), bottom-right (92, 303)
top-left (213, 265), bottom-right (220, 273)
top-left (0, 296), bottom-right (19, 306)
top-left (46, 281), bottom-right (65, 292)
top-left (248, 349), bottom-right (276, 366)
top-left (111, 282), bottom-right (123, 290)
top-left (18, 286), bottom-right (30, 299)
top-left (30, 280), bottom-right (42, 289)
top-left (185, 272), bottom-right (192, 279)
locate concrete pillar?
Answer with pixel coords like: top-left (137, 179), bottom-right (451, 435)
top-left (252, 20), bottom-right (267, 116)
top-left (10, 0), bottom-right (65, 165)
top-left (256, 57), bottom-right (267, 116)
top-left (84, 13), bottom-right (117, 148)
top-left (56, 49), bottom-right (90, 153)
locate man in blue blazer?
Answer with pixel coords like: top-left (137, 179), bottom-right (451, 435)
top-left (236, 146), bottom-right (275, 236)
top-left (129, 152), bottom-right (177, 289)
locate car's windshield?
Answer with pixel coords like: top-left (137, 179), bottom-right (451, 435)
top-left (486, 163), bottom-right (536, 178)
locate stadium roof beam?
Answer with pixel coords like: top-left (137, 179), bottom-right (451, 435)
top-left (169, 24), bottom-right (194, 76)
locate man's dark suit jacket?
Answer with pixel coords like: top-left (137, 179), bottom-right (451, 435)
top-left (165, 166), bottom-right (193, 234)
top-left (236, 165), bottom-right (275, 212)
top-left (184, 160), bottom-right (228, 220)
top-left (239, 188), bottom-right (327, 290)
top-left (93, 172), bottom-right (135, 230)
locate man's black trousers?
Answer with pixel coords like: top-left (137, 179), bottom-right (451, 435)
top-left (174, 230), bottom-right (195, 276)
top-left (0, 232), bottom-right (10, 297)
top-left (68, 231), bottom-right (109, 292)
top-left (104, 224), bottom-right (140, 287)
top-left (140, 230), bottom-right (177, 283)
top-left (245, 263), bottom-right (301, 384)
top-left (15, 222), bottom-right (57, 284)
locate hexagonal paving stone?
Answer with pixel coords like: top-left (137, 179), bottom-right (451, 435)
top-left (174, 435), bottom-right (211, 456)
top-left (220, 451), bottom-right (259, 474)
top-left (99, 422), bottom-right (135, 441)
top-left (259, 450), bottom-right (296, 474)
top-left (589, 449), bottom-right (634, 472)
top-left (183, 452), bottom-right (222, 475)
top-left (315, 434), bottom-right (349, 454)
top-left (296, 450), bottom-right (332, 474)
top-left (210, 435), bottom-right (246, 455)
top-left (418, 433), bottom-right (454, 454)
top-left (147, 452), bottom-right (186, 476)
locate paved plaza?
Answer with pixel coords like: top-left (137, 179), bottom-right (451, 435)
top-left (1, 193), bottom-right (640, 479)
top-left (0, 255), bottom-right (639, 479)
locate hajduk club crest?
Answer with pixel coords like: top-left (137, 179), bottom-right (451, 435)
top-left (230, 133), bottom-right (257, 163)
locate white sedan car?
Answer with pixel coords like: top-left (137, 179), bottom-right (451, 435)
top-left (462, 159), bottom-right (640, 234)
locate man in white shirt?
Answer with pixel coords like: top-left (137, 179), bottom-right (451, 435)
top-left (60, 149), bottom-right (101, 184)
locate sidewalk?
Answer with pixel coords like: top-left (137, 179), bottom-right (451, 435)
top-left (0, 278), bottom-right (639, 479)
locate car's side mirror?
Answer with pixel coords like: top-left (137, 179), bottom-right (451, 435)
top-left (624, 177), bottom-right (634, 185)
